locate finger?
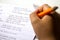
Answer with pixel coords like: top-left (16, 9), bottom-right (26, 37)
top-left (42, 15), bottom-right (53, 27)
top-left (34, 6), bottom-right (43, 14)
top-left (35, 4), bottom-right (51, 13)
top-left (41, 15), bottom-right (53, 34)
top-left (41, 4), bottom-right (52, 21)
top-left (42, 15), bottom-right (52, 22)
top-left (30, 12), bottom-right (40, 24)
top-left (30, 6), bottom-right (43, 23)
top-left (42, 4), bottom-right (51, 11)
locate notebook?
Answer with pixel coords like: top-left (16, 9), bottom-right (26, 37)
top-left (0, 3), bottom-right (36, 40)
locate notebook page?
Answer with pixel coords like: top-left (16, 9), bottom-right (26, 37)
top-left (0, 3), bottom-right (35, 40)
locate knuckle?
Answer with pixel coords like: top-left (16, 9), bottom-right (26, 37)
top-left (43, 4), bottom-right (48, 6)
top-left (30, 12), bottom-right (34, 17)
top-left (32, 18), bottom-right (40, 24)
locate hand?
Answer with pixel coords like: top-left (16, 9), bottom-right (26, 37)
top-left (30, 4), bottom-right (60, 40)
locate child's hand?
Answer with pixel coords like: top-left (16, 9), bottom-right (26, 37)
top-left (30, 4), bottom-right (60, 40)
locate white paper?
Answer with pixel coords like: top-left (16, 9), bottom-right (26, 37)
top-left (0, 3), bottom-right (35, 40)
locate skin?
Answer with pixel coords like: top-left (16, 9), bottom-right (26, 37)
top-left (30, 4), bottom-right (60, 40)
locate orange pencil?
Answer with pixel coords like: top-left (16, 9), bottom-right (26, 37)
top-left (37, 7), bottom-right (58, 17)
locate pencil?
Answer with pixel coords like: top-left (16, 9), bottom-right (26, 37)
top-left (37, 6), bottom-right (58, 17)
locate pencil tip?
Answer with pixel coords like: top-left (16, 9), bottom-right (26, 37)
top-left (53, 6), bottom-right (58, 11)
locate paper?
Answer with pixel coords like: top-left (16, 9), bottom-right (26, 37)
top-left (0, 3), bottom-right (35, 40)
